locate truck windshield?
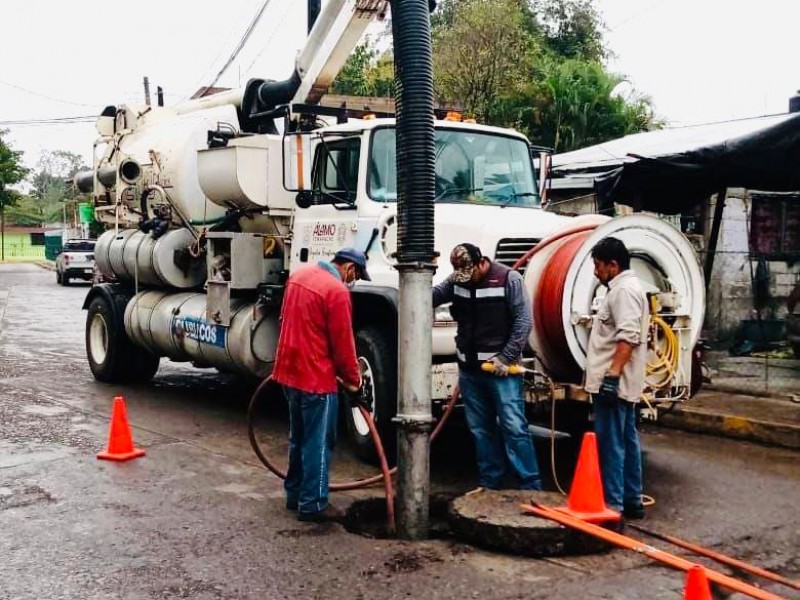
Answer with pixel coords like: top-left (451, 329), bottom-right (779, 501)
top-left (368, 127), bottom-right (540, 207)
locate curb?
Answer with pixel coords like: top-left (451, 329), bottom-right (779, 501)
top-left (656, 407), bottom-right (800, 450)
top-left (705, 383), bottom-right (798, 403)
top-left (35, 261), bottom-right (56, 272)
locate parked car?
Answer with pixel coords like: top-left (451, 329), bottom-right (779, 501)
top-left (55, 239), bottom-right (96, 285)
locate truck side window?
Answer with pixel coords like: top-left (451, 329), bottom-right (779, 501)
top-left (313, 137), bottom-right (361, 202)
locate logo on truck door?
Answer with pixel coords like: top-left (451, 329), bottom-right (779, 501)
top-left (313, 223), bottom-right (337, 238)
top-left (172, 316), bottom-right (227, 348)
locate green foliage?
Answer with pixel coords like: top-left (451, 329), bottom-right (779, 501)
top-left (536, 0), bottom-right (606, 61)
top-left (0, 130), bottom-right (29, 212)
top-left (433, 0), bottom-right (538, 122)
top-left (332, 0), bottom-right (660, 153)
top-left (331, 43), bottom-right (376, 96)
top-left (330, 41), bottom-right (395, 97)
top-left (5, 149), bottom-right (90, 227)
top-left (510, 57), bottom-right (660, 152)
top-left (4, 195), bottom-right (49, 226)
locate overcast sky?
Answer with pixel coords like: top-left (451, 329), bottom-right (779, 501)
top-left (1, 0), bottom-right (798, 172)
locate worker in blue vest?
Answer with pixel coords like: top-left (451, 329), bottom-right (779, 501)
top-left (433, 243), bottom-right (541, 490)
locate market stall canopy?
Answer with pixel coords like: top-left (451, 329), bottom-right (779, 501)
top-left (551, 112), bottom-right (800, 214)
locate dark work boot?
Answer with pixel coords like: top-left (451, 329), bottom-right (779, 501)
top-left (623, 504), bottom-right (645, 520)
top-left (298, 504), bottom-right (345, 523)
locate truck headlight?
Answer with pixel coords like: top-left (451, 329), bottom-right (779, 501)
top-left (434, 304), bottom-right (454, 323)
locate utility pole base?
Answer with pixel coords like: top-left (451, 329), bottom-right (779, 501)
top-left (396, 419), bottom-right (432, 540)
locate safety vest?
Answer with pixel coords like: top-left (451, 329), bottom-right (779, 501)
top-left (450, 261), bottom-right (511, 368)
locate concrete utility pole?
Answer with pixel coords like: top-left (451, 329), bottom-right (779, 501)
top-left (391, 0), bottom-right (437, 540)
top-left (143, 76), bottom-right (152, 106)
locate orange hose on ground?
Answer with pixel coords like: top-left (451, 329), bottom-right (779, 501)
top-left (247, 377), bottom-right (461, 491)
top-left (522, 503), bottom-right (786, 600)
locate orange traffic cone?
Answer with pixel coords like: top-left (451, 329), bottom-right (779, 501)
top-left (683, 566), bottom-right (713, 600)
top-left (97, 396), bottom-right (146, 462)
top-left (552, 432), bottom-right (619, 523)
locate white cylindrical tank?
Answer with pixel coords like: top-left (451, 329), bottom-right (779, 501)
top-left (124, 291), bottom-right (278, 378)
top-left (115, 104), bottom-right (239, 223)
top-left (523, 214), bottom-right (705, 384)
top-left (96, 228), bottom-right (206, 289)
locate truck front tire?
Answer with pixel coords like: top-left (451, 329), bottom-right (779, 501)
top-left (346, 325), bottom-right (397, 463)
top-left (86, 295), bottom-right (160, 383)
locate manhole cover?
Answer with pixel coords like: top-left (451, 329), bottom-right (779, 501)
top-left (448, 489), bottom-right (612, 557)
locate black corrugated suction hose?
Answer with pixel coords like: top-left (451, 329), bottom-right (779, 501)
top-left (391, 0), bottom-right (436, 264)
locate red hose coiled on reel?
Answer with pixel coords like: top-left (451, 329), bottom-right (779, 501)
top-left (533, 231), bottom-right (590, 382)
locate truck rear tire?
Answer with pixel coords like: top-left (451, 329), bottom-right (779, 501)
top-left (86, 295), bottom-right (160, 383)
top-left (346, 325), bottom-right (397, 463)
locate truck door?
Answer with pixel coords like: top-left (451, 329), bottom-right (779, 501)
top-left (290, 135), bottom-right (362, 270)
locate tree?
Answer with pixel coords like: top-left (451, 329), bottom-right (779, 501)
top-left (0, 130), bottom-right (29, 260)
top-left (535, 0), bottom-right (606, 61)
top-left (430, 0), bottom-right (659, 149)
top-left (330, 0), bottom-right (661, 152)
top-left (330, 42), bottom-right (376, 96)
top-left (522, 58), bottom-right (659, 152)
top-left (330, 40), bottom-right (395, 98)
top-left (432, 0), bottom-right (538, 122)
top-left (25, 150), bottom-right (88, 225)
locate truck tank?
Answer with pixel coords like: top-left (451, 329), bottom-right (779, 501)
top-left (95, 228), bottom-right (206, 289)
top-left (124, 290), bottom-right (278, 378)
top-left (106, 104), bottom-right (239, 224)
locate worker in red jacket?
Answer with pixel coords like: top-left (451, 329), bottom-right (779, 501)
top-left (272, 248), bottom-right (369, 522)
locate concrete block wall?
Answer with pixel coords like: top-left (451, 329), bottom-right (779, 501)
top-left (704, 189), bottom-right (800, 343)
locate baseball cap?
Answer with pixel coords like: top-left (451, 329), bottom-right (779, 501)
top-left (450, 243), bottom-right (482, 283)
top-left (333, 247), bottom-right (372, 281)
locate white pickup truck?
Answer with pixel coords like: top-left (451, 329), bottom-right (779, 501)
top-left (55, 239), bottom-right (96, 285)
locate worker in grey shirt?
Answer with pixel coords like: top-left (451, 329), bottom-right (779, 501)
top-left (433, 243), bottom-right (541, 490)
top-left (585, 237), bottom-right (649, 519)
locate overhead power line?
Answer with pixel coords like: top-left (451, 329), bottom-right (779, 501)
top-left (244, 0), bottom-right (294, 76)
top-left (202, 0), bottom-right (274, 92)
top-left (0, 79), bottom-right (97, 108)
top-left (0, 116), bottom-right (96, 127)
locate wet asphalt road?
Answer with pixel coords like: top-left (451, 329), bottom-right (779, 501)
top-left (0, 262), bottom-right (798, 600)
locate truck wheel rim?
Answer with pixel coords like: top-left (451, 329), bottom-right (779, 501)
top-left (350, 356), bottom-right (376, 438)
top-left (89, 313), bottom-right (109, 365)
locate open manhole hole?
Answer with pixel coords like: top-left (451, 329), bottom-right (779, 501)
top-left (344, 493), bottom-right (454, 540)
top-left (345, 489), bottom-right (612, 558)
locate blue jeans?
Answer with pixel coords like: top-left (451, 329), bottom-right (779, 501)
top-left (283, 386), bottom-right (338, 515)
top-left (459, 368), bottom-right (541, 490)
top-left (593, 393), bottom-right (643, 512)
